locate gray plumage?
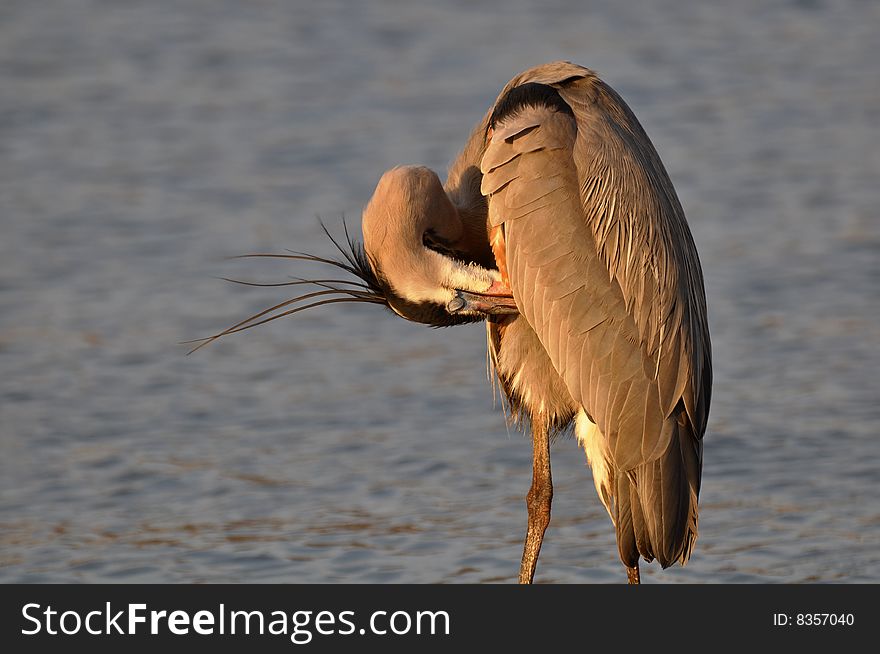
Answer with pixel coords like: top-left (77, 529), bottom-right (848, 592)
top-left (448, 62), bottom-right (711, 573)
top-left (203, 61), bottom-right (712, 583)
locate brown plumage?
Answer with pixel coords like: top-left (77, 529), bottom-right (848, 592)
top-left (198, 61), bottom-right (711, 583)
top-left (473, 63), bottom-right (711, 572)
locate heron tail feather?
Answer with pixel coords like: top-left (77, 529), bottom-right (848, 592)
top-left (614, 414), bottom-right (701, 568)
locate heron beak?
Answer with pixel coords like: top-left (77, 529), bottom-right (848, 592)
top-left (447, 288), bottom-right (518, 316)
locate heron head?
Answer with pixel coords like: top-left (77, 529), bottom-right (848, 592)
top-left (186, 167), bottom-right (516, 353)
top-left (359, 165), bottom-right (516, 326)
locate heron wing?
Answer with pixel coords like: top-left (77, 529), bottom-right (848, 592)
top-left (480, 65), bottom-right (711, 470)
top-left (561, 68), bottom-right (711, 441)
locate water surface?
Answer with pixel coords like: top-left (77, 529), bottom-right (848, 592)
top-left (1, 0), bottom-right (878, 583)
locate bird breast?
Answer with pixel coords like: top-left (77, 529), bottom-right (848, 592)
top-left (489, 316), bottom-right (579, 432)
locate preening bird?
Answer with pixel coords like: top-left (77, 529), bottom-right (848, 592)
top-left (194, 61), bottom-right (712, 584)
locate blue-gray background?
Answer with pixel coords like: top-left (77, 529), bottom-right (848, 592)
top-left (1, 0), bottom-right (877, 583)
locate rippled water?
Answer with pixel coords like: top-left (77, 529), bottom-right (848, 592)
top-left (1, 0), bottom-right (878, 583)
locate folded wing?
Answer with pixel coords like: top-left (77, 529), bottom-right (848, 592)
top-left (480, 63), bottom-right (711, 565)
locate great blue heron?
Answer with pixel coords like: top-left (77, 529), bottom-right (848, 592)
top-left (194, 61), bottom-right (712, 584)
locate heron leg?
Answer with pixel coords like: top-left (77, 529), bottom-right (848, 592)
top-left (519, 421), bottom-right (552, 584)
top-left (626, 563), bottom-right (640, 585)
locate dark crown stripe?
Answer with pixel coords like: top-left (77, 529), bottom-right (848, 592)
top-left (489, 82), bottom-right (575, 129)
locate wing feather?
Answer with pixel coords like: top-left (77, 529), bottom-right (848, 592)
top-left (481, 65), bottom-right (711, 464)
top-left (472, 62), bottom-right (711, 565)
